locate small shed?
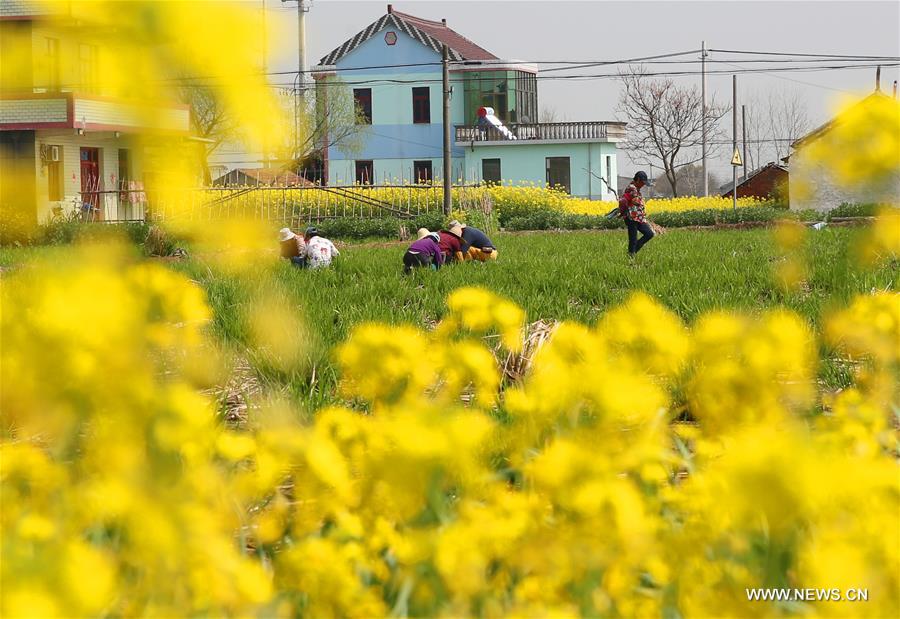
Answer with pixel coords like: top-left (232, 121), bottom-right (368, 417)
top-left (721, 162), bottom-right (789, 200)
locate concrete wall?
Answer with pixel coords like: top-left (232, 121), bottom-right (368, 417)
top-left (462, 142), bottom-right (619, 200)
top-left (790, 148), bottom-right (900, 211)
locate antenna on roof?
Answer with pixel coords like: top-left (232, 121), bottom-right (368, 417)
top-left (894, 80), bottom-right (898, 99)
top-left (875, 65), bottom-right (881, 91)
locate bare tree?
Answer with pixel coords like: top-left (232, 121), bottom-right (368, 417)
top-left (272, 80), bottom-right (366, 178)
top-left (617, 67), bottom-right (728, 196)
top-left (539, 106), bottom-right (560, 123)
top-left (741, 93), bottom-right (768, 173)
top-left (650, 163), bottom-right (724, 197)
top-left (177, 83), bottom-right (238, 184)
top-left (739, 88), bottom-right (811, 174)
top-left (767, 88), bottom-right (811, 162)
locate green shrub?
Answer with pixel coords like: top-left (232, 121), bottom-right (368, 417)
top-left (0, 205), bottom-right (37, 246)
top-left (503, 206), bottom-right (825, 232)
top-left (827, 203), bottom-right (882, 220)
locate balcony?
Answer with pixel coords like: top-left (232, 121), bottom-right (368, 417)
top-left (455, 121), bottom-right (627, 145)
top-left (0, 93), bottom-right (190, 134)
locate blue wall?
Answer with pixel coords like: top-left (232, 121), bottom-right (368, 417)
top-left (323, 24), bottom-right (465, 182)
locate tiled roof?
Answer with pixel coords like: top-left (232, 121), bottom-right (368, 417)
top-left (319, 7), bottom-right (498, 66)
top-left (391, 10), bottom-right (497, 61)
top-left (215, 168), bottom-right (312, 186)
top-left (719, 162), bottom-right (788, 195)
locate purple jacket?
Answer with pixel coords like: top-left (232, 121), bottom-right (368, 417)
top-left (408, 237), bottom-right (444, 265)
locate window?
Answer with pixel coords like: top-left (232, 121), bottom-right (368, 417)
top-left (46, 38), bottom-right (60, 92)
top-left (482, 158), bottom-right (501, 184)
top-left (515, 70), bottom-right (537, 123)
top-left (353, 88), bottom-right (372, 124)
top-left (413, 160), bottom-right (433, 184)
top-left (546, 157), bottom-right (571, 194)
top-left (355, 160), bottom-right (373, 185)
top-left (47, 145), bottom-right (63, 201)
top-left (79, 43), bottom-right (99, 94)
top-left (605, 156), bottom-right (612, 193)
top-left (412, 87), bottom-right (431, 124)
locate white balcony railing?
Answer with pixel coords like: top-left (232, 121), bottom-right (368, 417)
top-left (455, 121), bottom-right (626, 144)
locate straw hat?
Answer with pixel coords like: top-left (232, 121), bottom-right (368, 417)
top-left (448, 219), bottom-right (467, 229)
top-left (278, 227), bottom-right (296, 242)
top-left (416, 227), bottom-right (430, 240)
top-left (449, 224), bottom-right (463, 237)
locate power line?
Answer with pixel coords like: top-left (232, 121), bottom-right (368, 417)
top-left (714, 61), bottom-right (857, 94)
top-left (12, 49), bottom-right (896, 92)
top-left (537, 49), bottom-right (700, 72)
top-left (265, 61), bottom-right (899, 89)
top-left (710, 48), bottom-right (900, 60)
top-left (92, 50), bottom-right (900, 84)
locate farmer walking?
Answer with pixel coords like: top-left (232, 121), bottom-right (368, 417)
top-left (619, 171), bottom-right (654, 256)
top-left (403, 228), bottom-right (444, 274)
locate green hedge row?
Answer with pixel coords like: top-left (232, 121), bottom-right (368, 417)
top-left (503, 207), bottom-right (824, 232)
top-left (313, 213), bottom-right (445, 240)
top-left (826, 203), bottom-right (882, 220)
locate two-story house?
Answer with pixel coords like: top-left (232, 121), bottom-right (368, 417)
top-left (312, 4), bottom-right (538, 186)
top-left (0, 0), bottom-right (190, 228)
top-left (312, 4), bottom-right (625, 200)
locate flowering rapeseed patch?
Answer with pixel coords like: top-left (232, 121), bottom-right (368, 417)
top-left (3, 246), bottom-right (898, 617)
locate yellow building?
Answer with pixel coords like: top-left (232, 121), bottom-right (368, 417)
top-left (0, 0), bottom-right (191, 229)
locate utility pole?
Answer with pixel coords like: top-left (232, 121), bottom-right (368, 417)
top-left (283, 0), bottom-right (310, 172)
top-left (296, 0), bottom-right (310, 100)
top-left (261, 0), bottom-right (269, 168)
top-left (442, 43), bottom-right (451, 216)
top-left (732, 75), bottom-right (737, 212)
top-left (741, 104), bottom-right (747, 182)
top-left (701, 40), bottom-right (708, 197)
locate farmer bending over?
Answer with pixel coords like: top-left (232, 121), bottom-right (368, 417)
top-left (279, 227), bottom-right (307, 267)
top-left (304, 226), bottom-right (339, 269)
top-left (449, 220), bottom-right (498, 262)
top-left (438, 223), bottom-right (466, 263)
top-left (619, 171), bottom-right (654, 256)
top-left (403, 228), bottom-right (444, 274)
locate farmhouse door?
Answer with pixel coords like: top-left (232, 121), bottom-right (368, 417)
top-left (80, 147), bottom-right (101, 219)
top-left (546, 157), bottom-right (571, 194)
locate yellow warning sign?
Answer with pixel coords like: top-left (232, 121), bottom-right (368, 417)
top-left (731, 148), bottom-right (743, 166)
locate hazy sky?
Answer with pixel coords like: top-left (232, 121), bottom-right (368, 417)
top-left (258, 0), bottom-right (900, 178)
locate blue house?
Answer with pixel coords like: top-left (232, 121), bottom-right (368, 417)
top-left (313, 4), bottom-right (624, 199)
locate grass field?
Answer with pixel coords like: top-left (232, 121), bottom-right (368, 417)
top-left (2, 225), bottom-right (892, 404)
top-left (154, 226), bottom-right (896, 406)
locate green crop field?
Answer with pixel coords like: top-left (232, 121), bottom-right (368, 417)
top-left (151, 226), bottom-right (895, 407)
top-left (3, 225), bottom-right (893, 407)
